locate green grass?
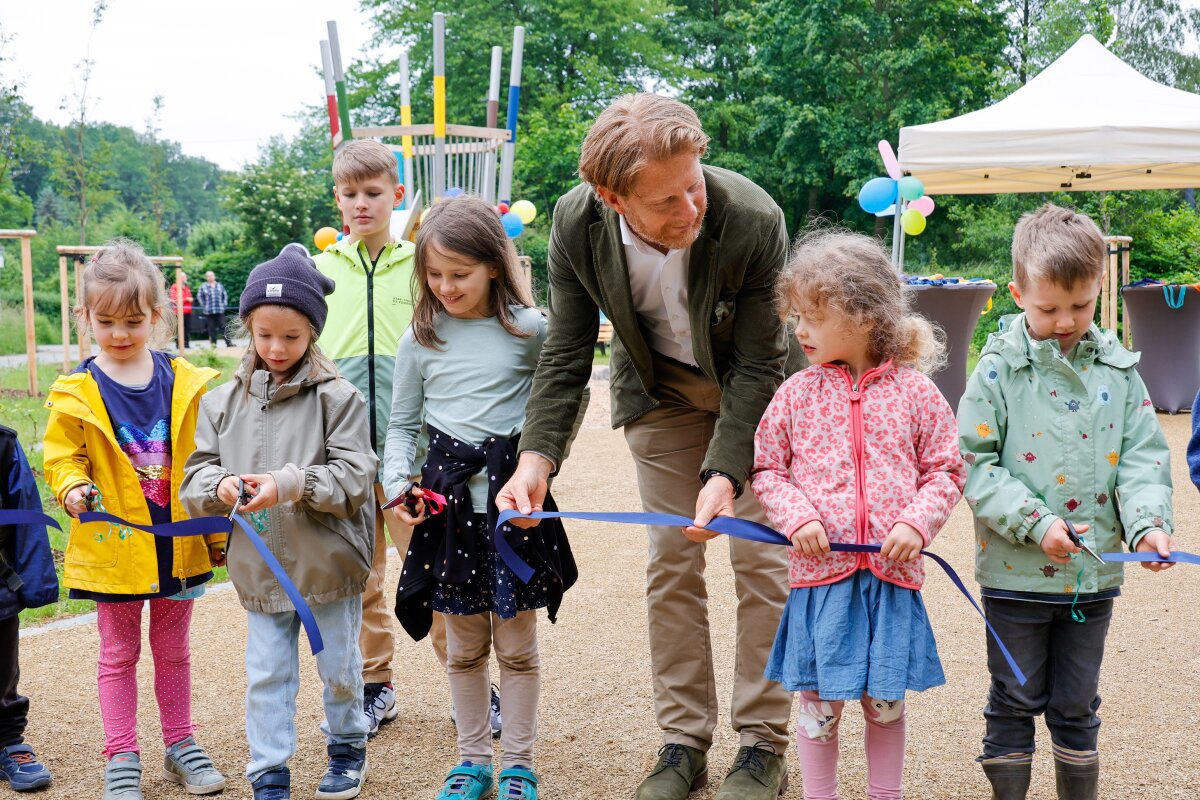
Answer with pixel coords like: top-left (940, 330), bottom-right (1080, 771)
top-left (10, 353), bottom-right (240, 628)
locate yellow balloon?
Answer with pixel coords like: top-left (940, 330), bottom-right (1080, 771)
top-left (510, 199), bottom-right (537, 225)
top-left (314, 227), bottom-right (339, 251)
top-left (900, 209), bottom-right (926, 236)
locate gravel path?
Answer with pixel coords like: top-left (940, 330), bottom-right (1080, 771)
top-left (16, 396), bottom-right (1199, 799)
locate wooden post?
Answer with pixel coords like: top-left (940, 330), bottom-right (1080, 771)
top-left (517, 255), bottom-right (532, 300)
top-left (1102, 236), bottom-right (1133, 342)
top-left (0, 230), bottom-right (39, 396)
top-left (20, 235), bottom-right (36, 395)
top-left (59, 255), bottom-right (70, 372)
top-left (76, 258), bottom-right (85, 361)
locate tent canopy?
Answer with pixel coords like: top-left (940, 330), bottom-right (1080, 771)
top-left (898, 35), bottom-right (1200, 195)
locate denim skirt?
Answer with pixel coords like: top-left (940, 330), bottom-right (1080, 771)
top-left (765, 568), bottom-right (945, 701)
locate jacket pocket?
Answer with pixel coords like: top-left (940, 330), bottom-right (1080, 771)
top-left (64, 522), bottom-right (120, 568)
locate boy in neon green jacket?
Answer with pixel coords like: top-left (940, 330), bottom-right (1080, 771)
top-left (313, 140), bottom-right (447, 739)
top-left (958, 204), bottom-right (1174, 800)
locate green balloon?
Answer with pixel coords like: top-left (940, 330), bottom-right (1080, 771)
top-left (898, 176), bottom-right (925, 201)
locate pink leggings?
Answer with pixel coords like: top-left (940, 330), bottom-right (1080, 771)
top-left (795, 690), bottom-right (906, 800)
top-left (96, 599), bottom-right (195, 757)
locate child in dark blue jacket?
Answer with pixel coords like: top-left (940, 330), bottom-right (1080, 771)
top-left (1190, 392), bottom-right (1200, 491)
top-left (0, 425), bottom-right (58, 792)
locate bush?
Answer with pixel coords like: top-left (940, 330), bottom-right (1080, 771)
top-left (0, 301), bottom-right (60, 353)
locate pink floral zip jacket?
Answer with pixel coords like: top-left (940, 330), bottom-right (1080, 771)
top-left (751, 361), bottom-right (965, 589)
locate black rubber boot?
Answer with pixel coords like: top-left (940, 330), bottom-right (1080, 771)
top-left (981, 759), bottom-right (1031, 800)
top-left (1054, 757), bottom-right (1099, 800)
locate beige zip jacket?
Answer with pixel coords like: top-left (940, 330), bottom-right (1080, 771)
top-left (181, 358), bottom-right (378, 613)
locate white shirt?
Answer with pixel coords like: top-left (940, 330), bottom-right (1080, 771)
top-left (619, 215), bottom-right (696, 366)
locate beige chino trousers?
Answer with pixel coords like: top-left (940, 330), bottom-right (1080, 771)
top-left (623, 353), bottom-right (791, 753)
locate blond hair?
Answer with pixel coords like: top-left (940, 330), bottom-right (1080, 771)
top-left (332, 140), bottom-right (399, 186)
top-left (1012, 203), bottom-right (1105, 289)
top-left (778, 226), bottom-right (946, 375)
top-left (75, 238), bottom-right (173, 342)
top-left (411, 195), bottom-right (533, 350)
top-left (578, 93), bottom-right (709, 195)
top-left (236, 306), bottom-right (339, 386)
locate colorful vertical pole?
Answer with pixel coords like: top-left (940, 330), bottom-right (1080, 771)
top-left (498, 26), bottom-right (524, 204)
top-left (399, 49), bottom-right (415, 210)
top-left (484, 46), bottom-right (502, 202)
top-left (432, 12), bottom-right (447, 200)
top-left (320, 40), bottom-right (342, 150)
top-left (327, 21), bottom-right (353, 141)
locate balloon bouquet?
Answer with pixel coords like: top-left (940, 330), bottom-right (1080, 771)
top-left (857, 140), bottom-right (935, 236)
top-left (313, 189), bottom-right (539, 252)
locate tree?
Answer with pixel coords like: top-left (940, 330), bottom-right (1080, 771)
top-left (222, 136), bottom-right (331, 264)
top-left (51, 0), bottom-right (115, 245)
top-left (142, 95), bottom-right (176, 254)
top-left (0, 28), bottom-right (37, 227)
top-left (726, 0), bottom-right (1007, 231)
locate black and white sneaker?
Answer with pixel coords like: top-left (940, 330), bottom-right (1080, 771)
top-left (363, 682), bottom-right (397, 738)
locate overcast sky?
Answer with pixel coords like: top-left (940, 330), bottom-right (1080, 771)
top-left (1, 0), bottom-right (382, 170)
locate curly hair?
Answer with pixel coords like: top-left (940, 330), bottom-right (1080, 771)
top-left (777, 225), bottom-right (946, 375)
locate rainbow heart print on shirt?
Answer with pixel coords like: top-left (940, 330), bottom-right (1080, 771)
top-left (115, 418), bottom-right (172, 508)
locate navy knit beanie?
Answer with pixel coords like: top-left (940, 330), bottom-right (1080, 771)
top-left (239, 244), bottom-right (336, 334)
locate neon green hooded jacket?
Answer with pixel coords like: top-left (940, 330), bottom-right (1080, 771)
top-left (314, 236), bottom-right (417, 461)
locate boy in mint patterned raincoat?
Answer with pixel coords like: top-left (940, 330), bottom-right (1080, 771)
top-left (958, 204), bottom-right (1175, 800)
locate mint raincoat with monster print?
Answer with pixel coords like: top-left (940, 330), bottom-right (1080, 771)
top-left (958, 314), bottom-right (1173, 596)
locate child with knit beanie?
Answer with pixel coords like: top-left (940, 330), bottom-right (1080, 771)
top-left (181, 244), bottom-right (379, 800)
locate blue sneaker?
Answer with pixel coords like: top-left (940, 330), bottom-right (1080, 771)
top-left (498, 767), bottom-right (538, 800)
top-left (314, 744), bottom-right (367, 800)
top-left (251, 766), bottom-right (290, 800)
top-left (0, 744), bottom-right (52, 791)
top-left (435, 761), bottom-right (493, 799)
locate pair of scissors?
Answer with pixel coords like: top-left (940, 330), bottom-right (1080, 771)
top-left (82, 484), bottom-right (100, 512)
top-left (224, 479), bottom-right (257, 558)
top-left (1063, 520), bottom-right (1105, 564)
top-left (382, 482), bottom-right (447, 516)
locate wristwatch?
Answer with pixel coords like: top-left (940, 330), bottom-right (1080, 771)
top-left (700, 469), bottom-right (743, 499)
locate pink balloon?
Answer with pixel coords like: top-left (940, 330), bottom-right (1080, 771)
top-left (878, 140), bottom-right (902, 181)
top-left (909, 195), bottom-right (936, 216)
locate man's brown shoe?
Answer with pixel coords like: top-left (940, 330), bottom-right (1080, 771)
top-left (713, 744), bottom-right (788, 799)
top-left (635, 744), bottom-right (708, 800)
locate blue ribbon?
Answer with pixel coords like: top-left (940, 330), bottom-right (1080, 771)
top-left (1163, 284), bottom-right (1187, 309)
top-left (74, 511), bottom-right (324, 654)
top-left (496, 508), bottom-right (1028, 685)
top-left (0, 510), bottom-right (63, 530)
top-left (1099, 551), bottom-right (1200, 566)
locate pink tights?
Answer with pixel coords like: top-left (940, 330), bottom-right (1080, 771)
top-left (96, 599), bottom-right (195, 757)
top-left (794, 690), bottom-right (906, 800)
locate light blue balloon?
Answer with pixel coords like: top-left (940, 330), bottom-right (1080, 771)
top-left (858, 177), bottom-right (898, 214)
top-left (898, 176), bottom-right (925, 201)
top-left (501, 211), bottom-right (525, 238)
top-left (445, 187), bottom-right (464, 198)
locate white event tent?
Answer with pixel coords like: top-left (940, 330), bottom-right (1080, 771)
top-left (899, 34), bottom-right (1200, 195)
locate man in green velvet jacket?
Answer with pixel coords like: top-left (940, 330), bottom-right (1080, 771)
top-left (498, 94), bottom-right (803, 800)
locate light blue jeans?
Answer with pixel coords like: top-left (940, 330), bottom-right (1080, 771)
top-left (244, 596), bottom-right (369, 781)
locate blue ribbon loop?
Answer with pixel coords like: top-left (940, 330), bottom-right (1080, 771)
top-left (496, 508), bottom-right (1027, 685)
top-left (69, 511), bottom-right (325, 654)
top-left (0, 510), bottom-right (63, 530)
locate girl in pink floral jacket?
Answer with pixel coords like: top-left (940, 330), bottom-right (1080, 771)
top-left (751, 228), bottom-right (965, 800)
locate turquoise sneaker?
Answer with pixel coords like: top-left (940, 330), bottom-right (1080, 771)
top-left (497, 767), bottom-right (539, 800)
top-left (436, 761), bottom-right (493, 799)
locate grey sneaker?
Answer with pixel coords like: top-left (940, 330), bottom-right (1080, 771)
top-left (103, 752), bottom-right (143, 800)
top-left (489, 684), bottom-right (502, 739)
top-left (163, 736), bottom-right (227, 794)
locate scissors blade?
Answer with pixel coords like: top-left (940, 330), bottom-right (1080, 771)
top-left (1064, 520), bottom-right (1105, 564)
